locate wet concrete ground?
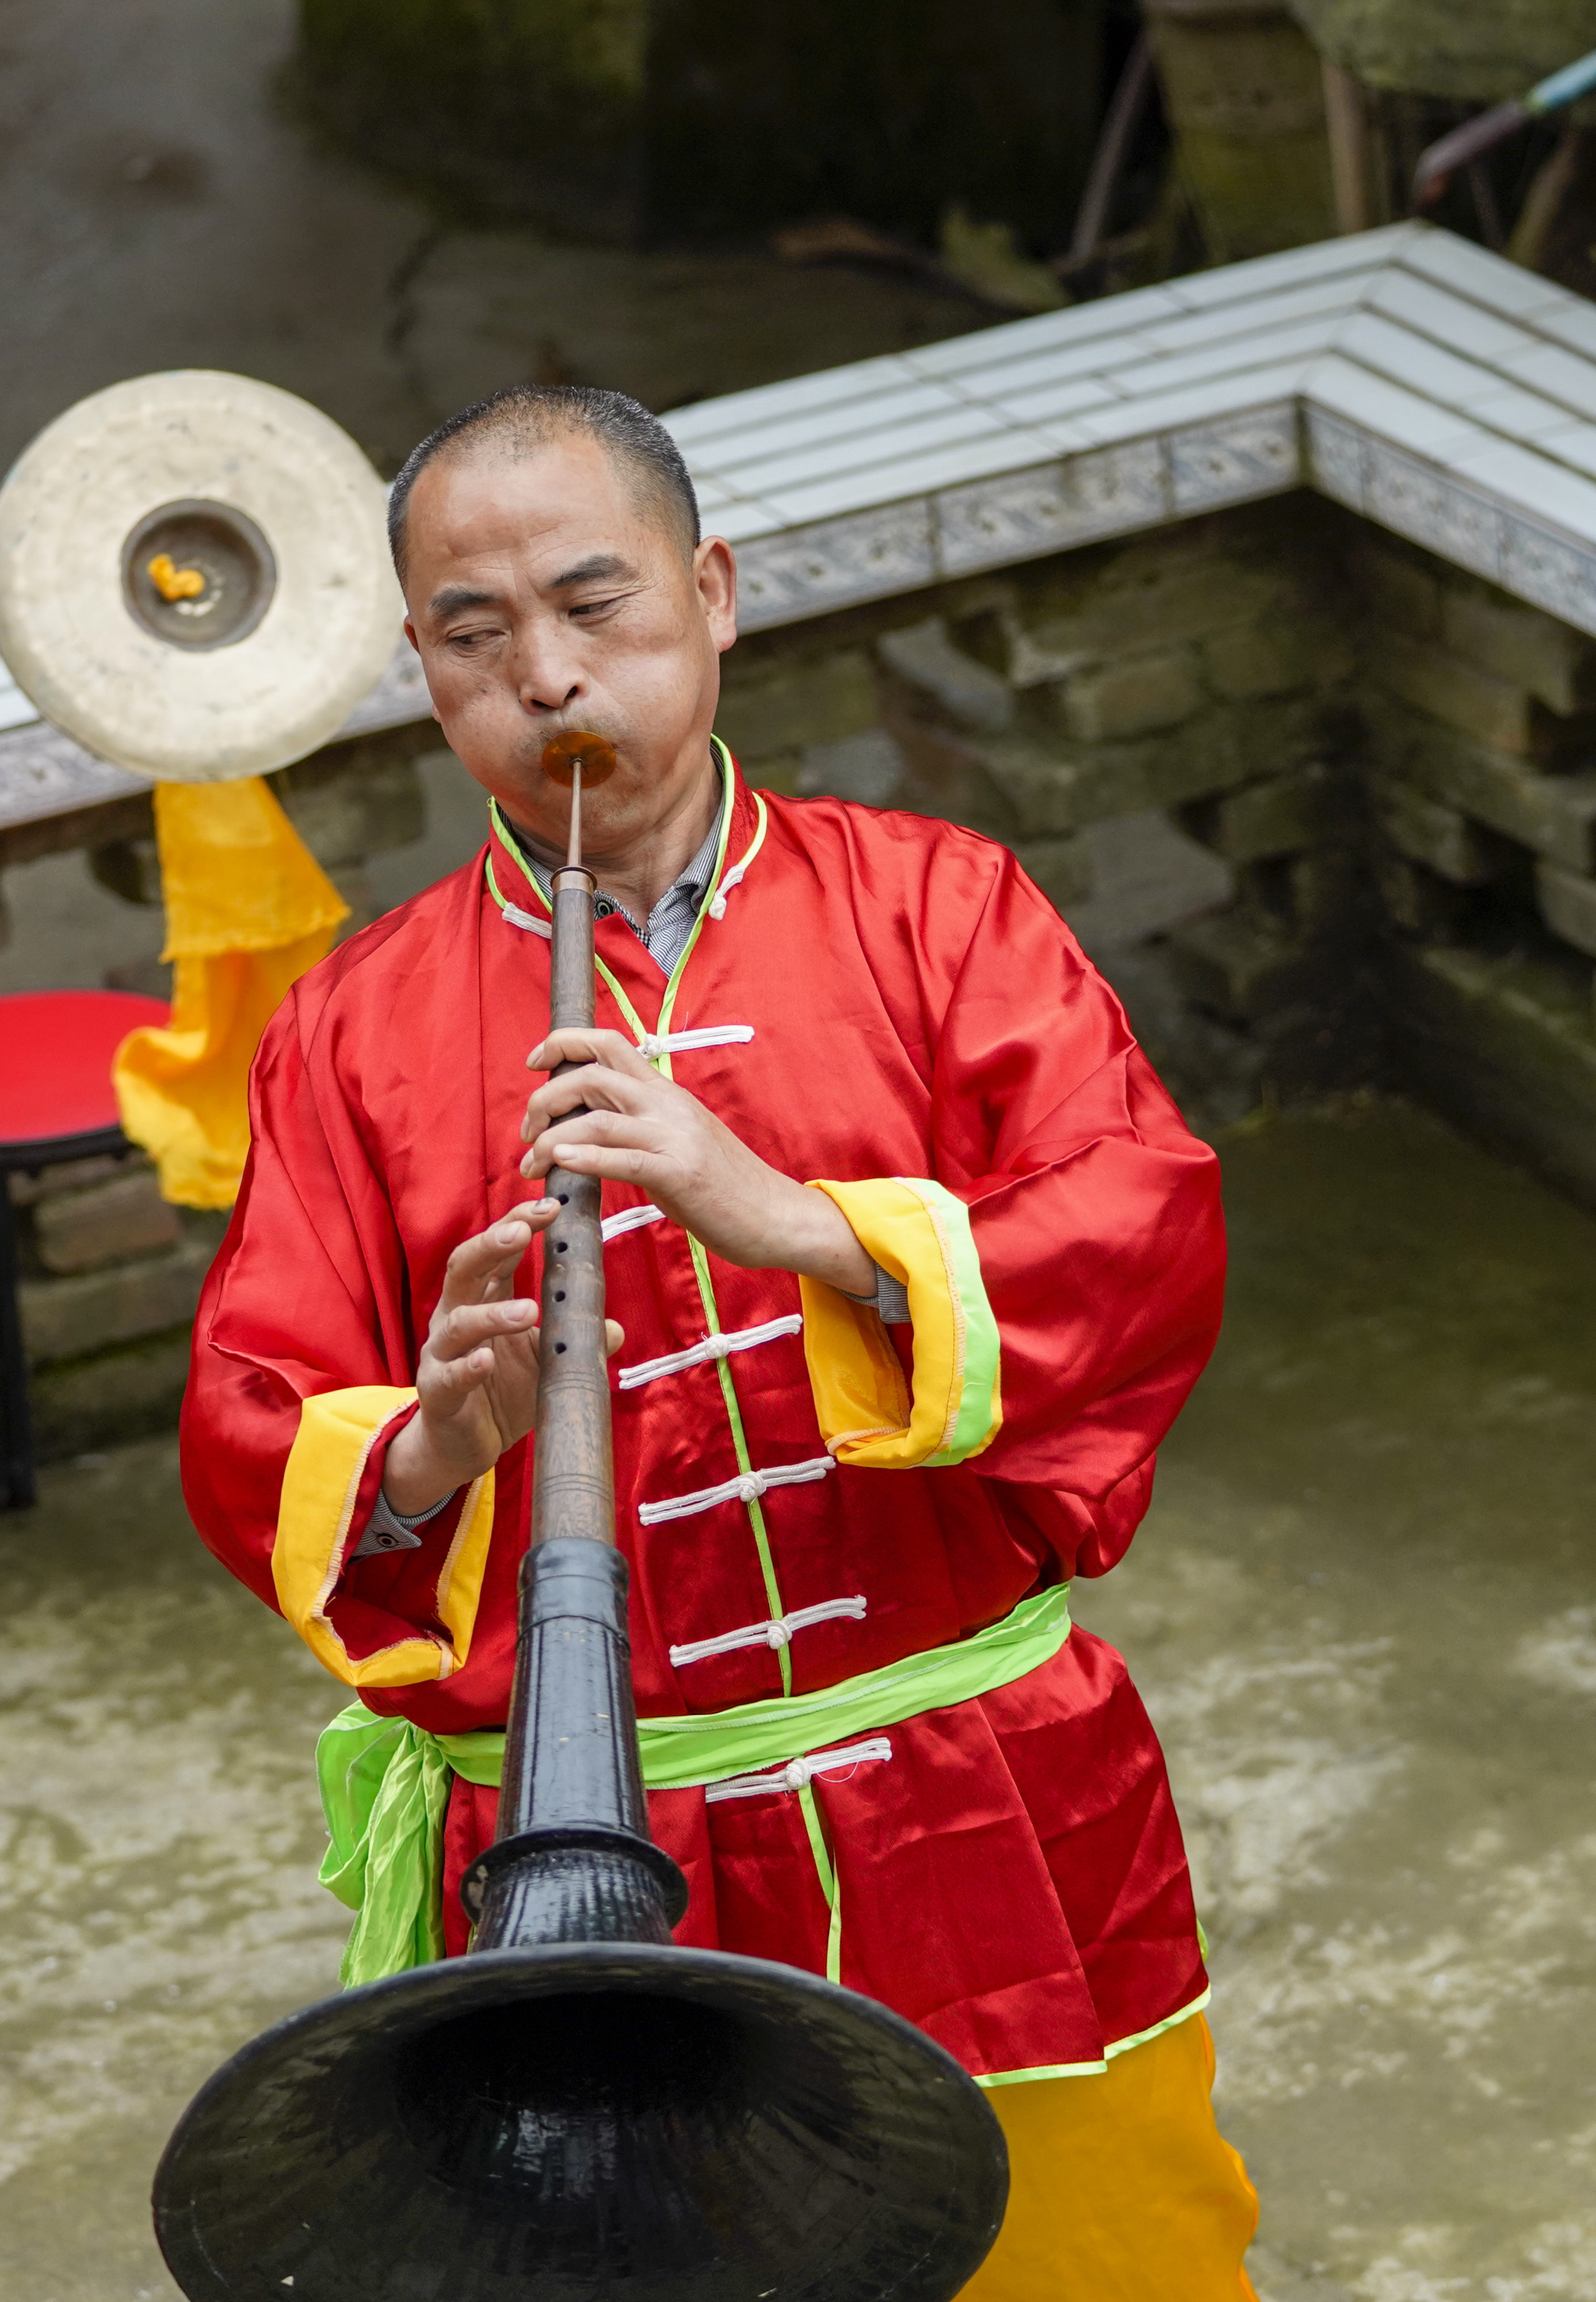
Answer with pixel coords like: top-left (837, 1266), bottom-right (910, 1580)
top-left (0, 0), bottom-right (987, 480)
top-left (2, 1096), bottom-right (1592, 2300)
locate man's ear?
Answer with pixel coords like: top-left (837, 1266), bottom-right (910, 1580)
top-left (695, 538), bottom-right (738, 655)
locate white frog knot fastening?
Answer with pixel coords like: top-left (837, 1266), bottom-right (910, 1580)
top-left (668, 1591), bottom-right (866, 1669)
top-left (708, 859), bottom-right (751, 920)
top-left (617, 1314), bottom-right (803, 1393)
top-left (639, 1454), bottom-right (834, 1527)
top-left (702, 1736), bottom-right (894, 1804)
top-left (636, 1024), bottom-right (754, 1062)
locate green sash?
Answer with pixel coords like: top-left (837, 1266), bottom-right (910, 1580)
top-left (317, 1582), bottom-right (1072, 1988)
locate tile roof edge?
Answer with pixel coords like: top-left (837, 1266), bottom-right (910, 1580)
top-left (12, 226), bottom-right (1596, 829)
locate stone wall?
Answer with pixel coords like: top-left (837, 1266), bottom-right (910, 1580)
top-left (296, 0), bottom-right (1101, 249)
top-left (1358, 529), bottom-right (1596, 1209)
top-left (718, 494), bottom-right (1365, 1126)
top-left (19, 485), bottom-right (1596, 1459)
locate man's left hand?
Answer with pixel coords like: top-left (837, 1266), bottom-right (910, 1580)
top-left (521, 1027), bottom-right (875, 1295)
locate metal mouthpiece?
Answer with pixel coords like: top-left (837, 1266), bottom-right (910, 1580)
top-left (541, 731), bottom-right (617, 789)
top-left (542, 733), bottom-right (617, 874)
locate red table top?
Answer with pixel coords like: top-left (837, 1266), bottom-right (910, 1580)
top-left (0, 989), bottom-right (169, 1149)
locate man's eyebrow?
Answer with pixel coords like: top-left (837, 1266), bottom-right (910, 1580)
top-left (549, 553), bottom-right (636, 589)
top-left (427, 584), bottom-right (501, 618)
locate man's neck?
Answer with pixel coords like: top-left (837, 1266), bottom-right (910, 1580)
top-left (501, 749), bottom-right (722, 923)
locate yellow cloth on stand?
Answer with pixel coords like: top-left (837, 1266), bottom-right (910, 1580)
top-left (113, 778), bottom-right (348, 1209)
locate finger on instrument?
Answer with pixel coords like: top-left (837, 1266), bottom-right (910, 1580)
top-left (439, 1203), bottom-right (558, 1302)
top-left (521, 1063), bottom-right (662, 1142)
top-left (431, 1297), bottom-right (540, 1363)
top-left (526, 1027), bottom-right (655, 1078)
top-left (520, 1110), bottom-right (672, 1180)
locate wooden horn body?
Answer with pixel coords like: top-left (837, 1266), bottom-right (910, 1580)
top-left (151, 743), bottom-right (1009, 2301)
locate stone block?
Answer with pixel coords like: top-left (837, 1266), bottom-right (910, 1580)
top-left (1149, 6), bottom-right (1335, 263)
top-left (1374, 634), bottom-right (1540, 756)
top-left (276, 754), bottom-right (426, 870)
top-left (1382, 940), bottom-right (1596, 1215)
top-left (1189, 760), bottom-right (1344, 864)
top-left (1093, 940), bottom-right (1269, 1127)
top-left (716, 650), bottom-right (878, 764)
top-left (1536, 862), bottom-right (1596, 959)
top-left (1440, 587), bottom-right (1596, 718)
top-left (983, 547), bottom-right (1286, 687)
top-left (1371, 779), bottom-right (1506, 886)
top-left (1058, 810), bottom-right (1234, 958)
top-left (1387, 706), bottom-right (1596, 873)
top-left (1288, 842), bottom-right (1366, 937)
top-left (8, 1152), bottom-right (135, 1207)
top-left (1164, 911), bottom-right (1332, 1024)
top-left (29, 1327), bottom-right (194, 1463)
top-left (1374, 851), bottom-right (1464, 940)
top-left (876, 619), bottom-right (1013, 734)
top-left (974, 694), bottom-right (1328, 839)
top-left (1347, 540), bottom-right (1441, 639)
top-left (873, 718), bottom-right (1024, 842)
top-left (20, 1233), bottom-right (216, 1367)
top-left (1056, 649), bottom-right (1202, 743)
top-left (797, 730), bottom-right (908, 809)
top-left (1009, 836), bottom-right (1094, 915)
top-left (33, 1169), bottom-right (182, 1275)
top-left (1201, 620), bottom-right (1324, 700)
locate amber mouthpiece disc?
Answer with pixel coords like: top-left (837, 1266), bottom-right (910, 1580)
top-left (541, 730), bottom-right (617, 787)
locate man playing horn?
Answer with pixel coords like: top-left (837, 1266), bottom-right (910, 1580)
top-left (184, 384), bottom-right (1258, 2299)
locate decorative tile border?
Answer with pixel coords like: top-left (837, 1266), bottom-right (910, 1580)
top-left (0, 722), bottom-right (151, 831)
top-left (736, 499), bottom-right (936, 630)
top-left (337, 641), bottom-right (430, 739)
top-left (1361, 441), bottom-right (1505, 586)
top-left (933, 441), bottom-right (1167, 579)
top-left (1167, 405), bottom-right (1301, 514)
top-left (20, 224), bottom-right (1596, 827)
top-left (1304, 409), bottom-right (1365, 513)
top-left (1499, 519), bottom-right (1596, 635)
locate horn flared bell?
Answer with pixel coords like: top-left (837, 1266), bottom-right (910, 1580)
top-left (154, 1939), bottom-right (1008, 2302)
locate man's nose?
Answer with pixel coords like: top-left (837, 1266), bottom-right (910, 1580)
top-left (510, 623), bottom-right (586, 715)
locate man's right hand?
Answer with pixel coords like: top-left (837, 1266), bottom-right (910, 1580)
top-left (382, 1201), bottom-right (621, 1516)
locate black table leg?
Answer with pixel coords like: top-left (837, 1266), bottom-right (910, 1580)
top-left (0, 1177), bottom-right (35, 1510)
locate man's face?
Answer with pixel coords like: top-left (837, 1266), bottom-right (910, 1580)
top-left (400, 431), bottom-right (736, 857)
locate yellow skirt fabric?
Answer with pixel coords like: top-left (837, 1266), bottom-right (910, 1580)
top-left (960, 2017), bottom-right (1259, 2301)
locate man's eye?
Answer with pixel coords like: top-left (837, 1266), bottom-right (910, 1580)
top-left (571, 595), bottom-right (621, 618)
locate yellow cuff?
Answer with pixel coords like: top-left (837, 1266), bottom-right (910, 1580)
top-left (800, 1179), bottom-right (1002, 1469)
top-left (273, 1386), bottom-right (495, 1686)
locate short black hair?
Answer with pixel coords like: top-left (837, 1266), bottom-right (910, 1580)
top-left (387, 384), bottom-right (701, 584)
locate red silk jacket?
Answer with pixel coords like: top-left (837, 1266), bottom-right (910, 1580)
top-left (182, 759), bottom-right (1226, 2083)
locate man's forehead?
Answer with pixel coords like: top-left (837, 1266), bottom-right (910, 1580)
top-left (409, 436), bottom-right (648, 569)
